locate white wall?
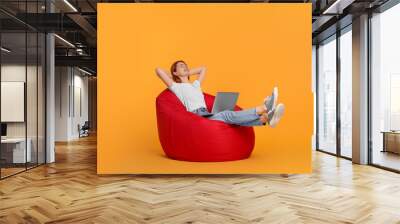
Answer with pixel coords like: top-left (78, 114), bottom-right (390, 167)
top-left (1, 63), bottom-right (46, 164)
top-left (1, 65), bottom-right (26, 137)
top-left (72, 73), bottom-right (89, 138)
top-left (55, 67), bottom-right (70, 141)
top-left (55, 67), bottom-right (89, 141)
top-left (1, 65), bottom-right (39, 138)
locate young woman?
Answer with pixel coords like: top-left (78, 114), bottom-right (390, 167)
top-left (155, 60), bottom-right (285, 127)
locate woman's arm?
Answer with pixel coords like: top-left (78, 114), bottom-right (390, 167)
top-left (155, 67), bottom-right (174, 87)
top-left (189, 66), bottom-right (206, 83)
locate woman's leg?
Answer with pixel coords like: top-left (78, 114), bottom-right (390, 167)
top-left (235, 117), bottom-right (266, 126)
top-left (208, 108), bottom-right (265, 126)
top-left (207, 87), bottom-right (281, 127)
top-left (208, 103), bottom-right (285, 127)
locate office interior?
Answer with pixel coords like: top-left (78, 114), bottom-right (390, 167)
top-left (314, 2), bottom-right (400, 172)
top-left (0, 0), bottom-right (97, 179)
top-left (0, 0), bottom-right (400, 222)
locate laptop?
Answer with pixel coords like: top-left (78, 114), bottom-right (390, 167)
top-left (1, 123), bottom-right (7, 140)
top-left (209, 92), bottom-right (239, 115)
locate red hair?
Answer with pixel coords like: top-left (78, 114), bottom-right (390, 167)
top-left (170, 60), bottom-right (189, 83)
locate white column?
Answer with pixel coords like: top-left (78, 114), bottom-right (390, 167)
top-left (46, 32), bottom-right (55, 163)
top-left (45, 0), bottom-right (55, 163)
top-left (352, 14), bottom-right (369, 164)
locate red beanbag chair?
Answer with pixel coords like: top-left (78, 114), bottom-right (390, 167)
top-left (156, 89), bottom-right (255, 162)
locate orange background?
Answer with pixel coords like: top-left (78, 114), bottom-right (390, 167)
top-left (97, 3), bottom-right (312, 174)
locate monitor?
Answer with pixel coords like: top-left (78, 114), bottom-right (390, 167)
top-left (1, 123), bottom-right (7, 137)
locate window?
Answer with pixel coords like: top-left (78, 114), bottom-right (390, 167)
top-left (317, 35), bottom-right (337, 154)
top-left (371, 3), bottom-right (400, 171)
top-left (339, 28), bottom-right (352, 158)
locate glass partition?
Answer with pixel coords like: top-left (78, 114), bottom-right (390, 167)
top-left (1, 31), bottom-right (28, 177)
top-left (38, 32), bottom-right (45, 165)
top-left (27, 30), bottom-right (38, 169)
top-left (0, 2), bottom-right (46, 179)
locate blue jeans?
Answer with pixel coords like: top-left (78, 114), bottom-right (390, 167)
top-left (192, 107), bottom-right (264, 127)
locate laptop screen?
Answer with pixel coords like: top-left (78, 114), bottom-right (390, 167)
top-left (1, 123), bottom-right (7, 137)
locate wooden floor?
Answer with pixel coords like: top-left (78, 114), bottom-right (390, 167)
top-left (1, 135), bottom-right (400, 223)
top-left (372, 150), bottom-right (400, 171)
top-left (1, 167), bottom-right (26, 178)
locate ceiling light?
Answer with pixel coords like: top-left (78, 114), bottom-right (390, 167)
top-left (322, 0), bottom-right (354, 15)
top-left (54, 34), bottom-right (75, 48)
top-left (63, 0), bottom-right (78, 12)
top-left (76, 48), bottom-right (85, 55)
top-left (1, 47), bottom-right (11, 53)
top-left (77, 67), bottom-right (93, 76)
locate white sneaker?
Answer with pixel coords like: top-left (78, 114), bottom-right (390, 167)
top-left (267, 103), bottom-right (285, 128)
top-left (264, 87), bottom-right (278, 113)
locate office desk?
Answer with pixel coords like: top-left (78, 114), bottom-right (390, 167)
top-left (382, 131), bottom-right (400, 154)
top-left (1, 138), bottom-right (31, 163)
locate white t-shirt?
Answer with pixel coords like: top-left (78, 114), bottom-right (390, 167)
top-left (168, 80), bottom-right (207, 112)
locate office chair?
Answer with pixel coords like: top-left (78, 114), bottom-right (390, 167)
top-left (79, 121), bottom-right (90, 138)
